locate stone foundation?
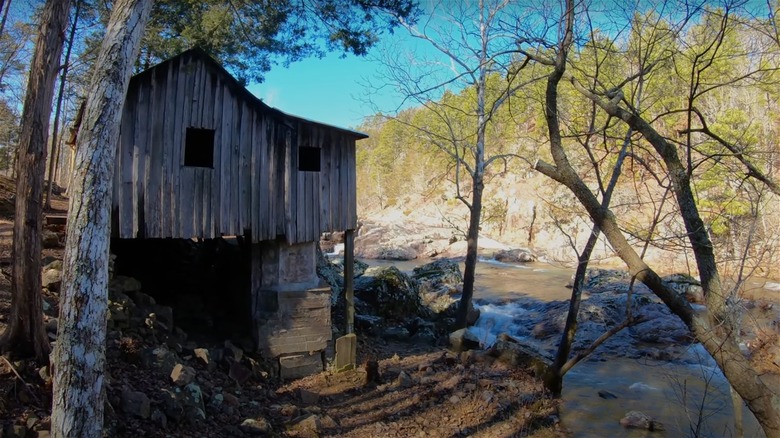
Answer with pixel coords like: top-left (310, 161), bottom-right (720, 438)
top-left (251, 239), bottom-right (331, 379)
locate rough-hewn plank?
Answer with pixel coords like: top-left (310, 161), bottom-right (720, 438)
top-left (160, 59), bottom-right (176, 237)
top-left (118, 83), bottom-right (136, 238)
top-left (132, 75), bottom-right (151, 238)
top-left (145, 67), bottom-right (165, 237)
top-left (250, 111), bottom-right (259, 239)
top-left (279, 127), bottom-right (290, 237)
top-left (319, 131), bottom-right (331, 232)
top-left (239, 100), bottom-right (251, 232)
top-left (171, 56), bottom-right (187, 236)
top-left (348, 139), bottom-right (357, 229)
top-left (178, 60), bottom-right (196, 238)
top-left (210, 77), bottom-right (223, 235)
top-left (263, 119), bottom-right (275, 240)
top-left (229, 95), bottom-right (240, 235)
top-left (219, 83), bottom-right (233, 234)
top-left (200, 69), bottom-right (215, 237)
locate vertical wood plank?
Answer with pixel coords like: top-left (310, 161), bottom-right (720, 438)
top-left (161, 59), bottom-right (176, 237)
top-left (133, 75), bottom-right (151, 238)
top-left (320, 130), bottom-right (331, 233)
top-left (282, 126), bottom-right (292, 239)
top-left (171, 56), bottom-right (187, 237)
top-left (277, 127), bottom-right (291, 238)
top-left (199, 69), bottom-right (214, 237)
top-left (239, 100), bottom-right (251, 232)
top-left (265, 120), bottom-right (275, 239)
top-left (230, 96), bottom-right (240, 235)
top-left (119, 82), bottom-right (136, 238)
top-left (250, 111), bottom-right (259, 240)
top-left (219, 83), bottom-right (233, 234)
top-left (179, 59), bottom-right (196, 238)
top-left (145, 66), bottom-right (165, 237)
top-left (348, 138), bottom-right (357, 229)
top-left (211, 77), bottom-right (223, 236)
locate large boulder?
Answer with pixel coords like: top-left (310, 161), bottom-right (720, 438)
top-left (662, 273), bottom-right (704, 304)
top-left (494, 248), bottom-right (537, 263)
top-left (354, 266), bottom-right (423, 321)
top-left (412, 259), bottom-right (462, 294)
top-left (413, 259), bottom-right (463, 315)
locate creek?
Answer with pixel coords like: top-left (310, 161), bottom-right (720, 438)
top-left (365, 258), bottom-right (776, 437)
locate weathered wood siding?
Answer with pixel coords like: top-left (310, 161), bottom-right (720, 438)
top-left (112, 50), bottom-right (362, 244)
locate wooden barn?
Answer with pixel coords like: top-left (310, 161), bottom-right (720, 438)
top-left (110, 48), bottom-right (362, 378)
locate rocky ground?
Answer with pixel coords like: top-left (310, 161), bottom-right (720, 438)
top-left (0, 176), bottom-right (565, 438)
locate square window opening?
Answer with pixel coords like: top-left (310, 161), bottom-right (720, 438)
top-left (298, 146), bottom-right (321, 172)
top-left (184, 127), bottom-right (215, 168)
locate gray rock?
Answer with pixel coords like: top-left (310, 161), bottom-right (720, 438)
top-left (620, 410), bottom-right (664, 431)
top-left (299, 388), bottom-right (320, 405)
top-left (42, 230), bottom-right (60, 249)
top-left (171, 363), bottom-right (196, 386)
top-left (383, 326), bottom-right (410, 341)
top-left (354, 266), bottom-right (424, 321)
top-left (494, 248), bottom-right (537, 263)
top-left (121, 390), bottom-right (151, 419)
top-left (396, 371), bottom-right (414, 388)
top-left (228, 361), bottom-right (253, 386)
top-left (449, 328), bottom-right (481, 352)
top-left (411, 327), bottom-right (437, 345)
top-left (412, 259), bottom-right (463, 295)
top-left (144, 345), bottom-right (179, 376)
top-left (41, 269), bottom-right (62, 292)
top-left (240, 418), bottom-right (272, 435)
top-left (151, 409), bottom-right (167, 429)
top-left (109, 276), bottom-right (142, 294)
top-left (4, 424), bottom-right (28, 438)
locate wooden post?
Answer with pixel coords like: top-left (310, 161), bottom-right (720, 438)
top-left (344, 228), bottom-right (355, 334)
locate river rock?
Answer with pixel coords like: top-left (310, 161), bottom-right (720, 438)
top-left (41, 268), bottom-right (62, 292)
top-left (383, 326), bottom-right (410, 341)
top-left (42, 230), bottom-right (60, 248)
top-left (354, 266), bottom-right (424, 321)
top-left (449, 328), bottom-right (481, 352)
top-left (121, 390), bottom-right (151, 419)
top-left (663, 273), bottom-right (704, 304)
top-left (620, 410), bottom-right (664, 431)
top-left (631, 303), bottom-right (691, 344)
top-left (240, 418), bottom-right (272, 435)
top-left (412, 259), bottom-right (463, 294)
top-left (489, 333), bottom-right (552, 375)
top-left (170, 364), bottom-right (196, 386)
top-left (494, 248), bottom-right (537, 263)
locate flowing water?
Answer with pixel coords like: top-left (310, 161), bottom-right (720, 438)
top-left (363, 258), bottom-right (776, 437)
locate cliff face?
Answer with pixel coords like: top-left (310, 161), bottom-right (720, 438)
top-left (358, 170), bottom-right (780, 278)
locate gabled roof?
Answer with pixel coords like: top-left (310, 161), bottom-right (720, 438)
top-left (130, 47), bottom-right (368, 140)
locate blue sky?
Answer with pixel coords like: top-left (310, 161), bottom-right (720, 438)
top-left (247, 50), bottom-right (400, 131)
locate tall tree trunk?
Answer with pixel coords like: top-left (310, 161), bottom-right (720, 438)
top-left (0, 0), bottom-right (70, 362)
top-left (46, 0), bottom-right (81, 209)
top-left (51, 1), bottom-right (152, 436)
top-left (457, 176), bottom-right (483, 328)
top-left (533, 2), bottom-right (780, 432)
top-left (0, 0), bottom-right (11, 41)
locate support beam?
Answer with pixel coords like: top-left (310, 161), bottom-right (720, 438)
top-left (344, 228), bottom-right (355, 334)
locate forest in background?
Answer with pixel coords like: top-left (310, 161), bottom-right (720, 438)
top-left (355, 2), bottom-right (780, 280)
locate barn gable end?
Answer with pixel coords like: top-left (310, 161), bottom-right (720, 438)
top-left (112, 48), bottom-right (364, 244)
top-left (110, 49), bottom-right (363, 378)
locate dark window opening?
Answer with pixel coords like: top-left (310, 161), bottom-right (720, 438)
top-left (298, 146), bottom-right (321, 172)
top-left (184, 127), bottom-right (215, 167)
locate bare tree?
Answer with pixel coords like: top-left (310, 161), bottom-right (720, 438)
top-left (45, 0), bottom-right (82, 209)
top-left (375, 0), bottom-right (543, 327)
top-left (51, 0), bottom-right (152, 436)
top-left (0, 0), bottom-right (70, 362)
top-left (528, 1), bottom-right (780, 435)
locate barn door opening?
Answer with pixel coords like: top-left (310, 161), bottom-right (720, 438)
top-left (110, 236), bottom-right (252, 344)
